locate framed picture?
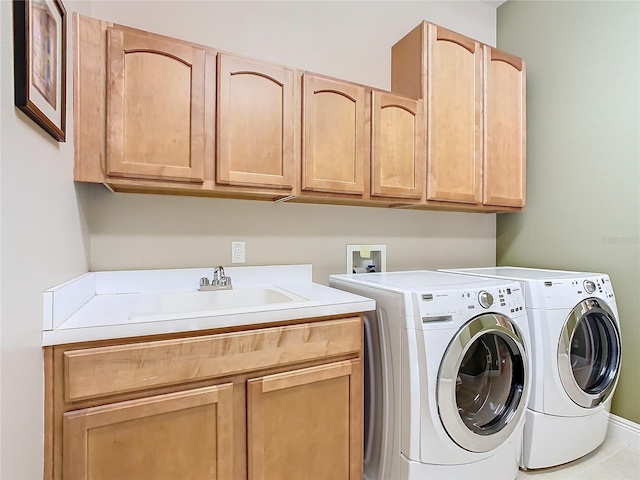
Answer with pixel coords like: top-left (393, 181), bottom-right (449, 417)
top-left (13, 0), bottom-right (67, 142)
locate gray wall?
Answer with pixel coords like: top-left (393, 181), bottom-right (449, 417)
top-left (0, 1), bottom-right (92, 478)
top-left (497, 0), bottom-right (640, 423)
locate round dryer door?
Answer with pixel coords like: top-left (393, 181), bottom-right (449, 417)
top-left (558, 299), bottom-right (621, 408)
top-left (437, 314), bottom-right (529, 453)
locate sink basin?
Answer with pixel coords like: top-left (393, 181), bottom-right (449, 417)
top-left (129, 286), bottom-right (310, 321)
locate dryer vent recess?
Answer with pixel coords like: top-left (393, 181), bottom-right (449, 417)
top-left (346, 245), bottom-right (387, 274)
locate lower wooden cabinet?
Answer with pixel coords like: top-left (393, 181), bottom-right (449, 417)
top-left (63, 385), bottom-right (234, 480)
top-left (247, 360), bottom-right (362, 480)
top-left (45, 316), bottom-right (364, 480)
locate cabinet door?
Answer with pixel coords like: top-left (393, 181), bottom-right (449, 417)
top-left (217, 54), bottom-right (295, 190)
top-left (302, 75), bottom-right (366, 195)
top-left (106, 28), bottom-right (206, 183)
top-left (483, 46), bottom-right (526, 208)
top-left (247, 360), bottom-right (363, 480)
top-left (63, 384), bottom-right (233, 480)
top-left (371, 91), bottom-right (425, 199)
top-left (426, 24), bottom-right (482, 204)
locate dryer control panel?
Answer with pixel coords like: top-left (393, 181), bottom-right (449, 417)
top-left (534, 274), bottom-right (615, 309)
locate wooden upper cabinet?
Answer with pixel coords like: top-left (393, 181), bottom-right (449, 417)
top-left (426, 24), bottom-right (482, 204)
top-left (391, 21), bottom-right (527, 211)
top-left (75, 13), bottom-right (525, 211)
top-left (63, 384), bottom-right (233, 480)
top-left (371, 91), bottom-right (425, 200)
top-left (483, 46), bottom-right (526, 208)
top-left (302, 75), bottom-right (366, 195)
top-left (106, 27), bottom-right (206, 183)
top-left (217, 54), bottom-right (295, 190)
top-left (247, 360), bottom-right (363, 480)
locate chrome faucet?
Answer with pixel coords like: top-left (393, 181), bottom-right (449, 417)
top-left (199, 266), bottom-right (233, 291)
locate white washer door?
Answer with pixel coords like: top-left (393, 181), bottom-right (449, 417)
top-left (437, 314), bottom-right (529, 453)
top-left (557, 299), bottom-right (621, 408)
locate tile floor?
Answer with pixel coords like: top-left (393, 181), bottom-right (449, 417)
top-left (516, 437), bottom-right (640, 479)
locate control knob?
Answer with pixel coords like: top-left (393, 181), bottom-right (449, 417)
top-left (584, 280), bottom-right (596, 294)
top-left (478, 291), bottom-right (494, 309)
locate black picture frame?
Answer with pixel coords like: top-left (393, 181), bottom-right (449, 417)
top-left (13, 0), bottom-right (67, 142)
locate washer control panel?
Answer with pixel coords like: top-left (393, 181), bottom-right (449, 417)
top-left (416, 282), bottom-right (525, 323)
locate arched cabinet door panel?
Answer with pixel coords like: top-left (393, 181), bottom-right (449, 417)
top-left (483, 46), bottom-right (526, 208)
top-left (217, 54), bottom-right (295, 191)
top-left (106, 28), bottom-right (207, 183)
top-left (302, 74), bottom-right (366, 196)
top-left (426, 24), bottom-right (482, 205)
top-left (391, 21), bottom-right (527, 211)
top-left (371, 91), bottom-right (425, 200)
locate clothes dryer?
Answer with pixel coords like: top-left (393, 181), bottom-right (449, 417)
top-left (440, 267), bottom-right (622, 469)
top-left (329, 271), bottom-right (531, 480)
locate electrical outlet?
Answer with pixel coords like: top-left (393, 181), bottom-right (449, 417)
top-left (232, 241), bottom-right (245, 264)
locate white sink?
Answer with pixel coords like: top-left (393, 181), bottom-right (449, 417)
top-left (129, 286), bottom-right (310, 321)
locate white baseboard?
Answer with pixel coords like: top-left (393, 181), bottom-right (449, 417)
top-left (607, 414), bottom-right (640, 449)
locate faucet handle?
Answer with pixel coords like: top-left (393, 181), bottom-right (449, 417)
top-left (212, 266), bottom-right (223, 283)
top-left (199, 277), bottom-right (210, 287)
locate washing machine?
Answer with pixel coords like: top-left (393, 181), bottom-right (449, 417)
top-left (440, 267), bottom-right (622, 469)
top-left (329, 271), bottom-right (531, 480)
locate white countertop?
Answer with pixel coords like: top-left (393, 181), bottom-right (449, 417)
top-left (43, 265), bottom-right (375, 345)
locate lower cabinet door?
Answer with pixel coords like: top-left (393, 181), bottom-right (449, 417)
top-left (63, 384), bottom-right (233, 480)
top-left (247, 359), bottom-right (363, 480)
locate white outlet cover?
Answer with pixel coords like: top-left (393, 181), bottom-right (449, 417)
top-left (232, 241), bottom-right (245, 263)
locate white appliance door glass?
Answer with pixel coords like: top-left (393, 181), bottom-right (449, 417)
top-left (457, 333), bottom-right (517, 429)
top-left (558, 299), bottom-right (621, 408)
top-left (437, 314), bottom-right (529, 453)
